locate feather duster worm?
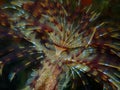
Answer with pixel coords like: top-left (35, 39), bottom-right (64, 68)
top-left (0, 0), bottom-right (120, 90)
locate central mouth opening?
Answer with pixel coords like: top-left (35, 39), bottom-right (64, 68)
top-left (55, 45), bottom-right (67, 56)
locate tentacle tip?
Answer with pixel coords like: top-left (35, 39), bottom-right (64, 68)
top-left (0, 61), bottom-right (4, 75)
top-left (22, 86), bottom-right (31, 90)
top-left (8, 72), bottom-right (16, 82)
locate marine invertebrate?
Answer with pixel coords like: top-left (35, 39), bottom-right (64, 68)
top-left (0, 0), bottom-right (120, 90)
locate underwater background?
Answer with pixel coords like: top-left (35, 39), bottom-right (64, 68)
top-left (0, 0), bottom-right (120, 90)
